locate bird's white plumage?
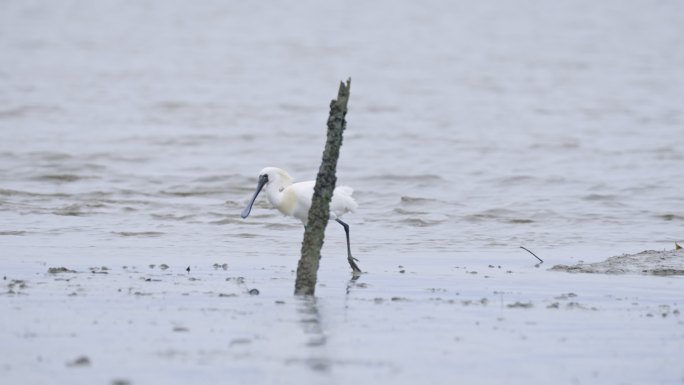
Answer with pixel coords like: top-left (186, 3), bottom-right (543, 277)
top-left (258, 167), bottom-right (357, 224)
top-left (240, 166), bottom-right (362, 273)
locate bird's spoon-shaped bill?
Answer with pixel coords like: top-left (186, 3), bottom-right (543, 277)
top-left (241, 174), bottom-right (268, 219)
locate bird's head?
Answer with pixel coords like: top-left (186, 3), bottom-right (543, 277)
top-left (241, 167), bottom-right (293, 219)
top-left (258, 167), bottom-right (293, 188)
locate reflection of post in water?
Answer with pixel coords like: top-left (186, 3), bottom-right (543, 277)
top-left (297, 296), bottom-right (330, 372)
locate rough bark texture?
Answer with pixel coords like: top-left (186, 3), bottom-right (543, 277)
top-left (294, 79), bottom-right (351, 296)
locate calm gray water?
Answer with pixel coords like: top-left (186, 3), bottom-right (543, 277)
top-left (1, 0), bottom-right (683, 264)
top-left (2, 3), bottom-right (684, 385)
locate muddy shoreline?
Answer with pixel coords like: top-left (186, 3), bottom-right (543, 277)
top-left (2, 252), bottom-right (683, 385)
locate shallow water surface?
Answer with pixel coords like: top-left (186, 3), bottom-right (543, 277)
top-left (1, 1), bottom-right (684, 384)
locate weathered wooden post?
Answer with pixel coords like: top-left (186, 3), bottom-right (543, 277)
top-left (294, 78), bottom-right (351, 296)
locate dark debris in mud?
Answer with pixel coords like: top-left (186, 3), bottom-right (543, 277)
top-left (66, 355), bottom-right (91, 367)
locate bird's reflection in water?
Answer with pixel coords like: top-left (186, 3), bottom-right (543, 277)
top-left (345, 274), bottom-right (361, 296)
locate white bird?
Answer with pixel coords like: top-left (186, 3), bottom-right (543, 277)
top-left (240, 167), bottom-right (361, 273)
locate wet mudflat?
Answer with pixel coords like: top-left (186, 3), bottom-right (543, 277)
top-left (2, 251), bottom-right (683, 385)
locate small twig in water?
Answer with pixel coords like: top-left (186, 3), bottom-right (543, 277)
top-left (520, 246), bottom-right (544, 264)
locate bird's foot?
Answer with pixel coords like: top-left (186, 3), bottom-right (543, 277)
top-left (348, 257), bottom-right (362, 274)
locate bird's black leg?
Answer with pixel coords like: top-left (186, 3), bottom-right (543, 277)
top-left (336, 218), bottom-right (361, 274)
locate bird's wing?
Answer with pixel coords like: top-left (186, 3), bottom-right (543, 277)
top-left (291, 181), bottom-right (315, 201)
top-left (285, 182), bottom-right (314, 222)
top-left (289, 181), bottom-right (357, 220)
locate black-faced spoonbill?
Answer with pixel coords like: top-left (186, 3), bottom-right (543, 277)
top-left (240, 167), bottom-right (361, 273)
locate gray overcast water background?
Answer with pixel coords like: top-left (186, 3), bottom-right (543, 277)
top-left (1, 0), bottom-right (683, 265)
top-left (2, 3), bottom-right (684, 385)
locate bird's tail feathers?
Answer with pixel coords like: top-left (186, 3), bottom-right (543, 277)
top-left (335, 185), bottom-right (358, 213)
top-left (336, 185), bottom-right (354, 196)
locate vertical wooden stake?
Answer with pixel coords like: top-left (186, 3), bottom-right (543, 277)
top-left (295, 78), bottom-right (351, 296)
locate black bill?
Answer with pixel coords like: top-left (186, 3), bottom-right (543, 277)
top-left (240, 174), bottom-right (268, 219)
